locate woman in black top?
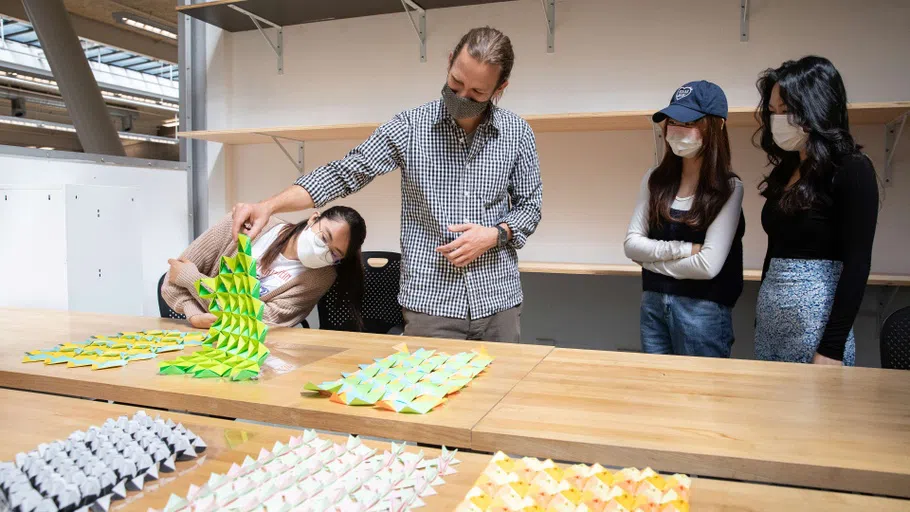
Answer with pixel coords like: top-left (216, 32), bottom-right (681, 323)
top-left (753, 56), bottom-right (879, 366)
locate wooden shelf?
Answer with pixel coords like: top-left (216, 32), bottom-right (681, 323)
top-left (518, 262), bottom-right (641, 277)
top-left (518, 261), bottom-right (910, 286)
top-left (179, 123), bottom-right (380, 145)
top-left (179, 101), bottom-right (910, 145)
top-left (177, 0), bottom-right (518, 32)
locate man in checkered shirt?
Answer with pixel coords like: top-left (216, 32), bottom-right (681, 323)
top-left (231, 27), bottom-right (542, 342)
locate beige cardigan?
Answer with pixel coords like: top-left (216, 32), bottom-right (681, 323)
top-left (161, 214), bottom-right (336, 328)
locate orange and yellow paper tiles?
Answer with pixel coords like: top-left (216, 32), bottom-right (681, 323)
top-left (456, 452), bottom-right (690, 512)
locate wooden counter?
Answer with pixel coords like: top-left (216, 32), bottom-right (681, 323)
top-left (4, 309), bottom-right (910, 500)
top-left (0, 308), bottom-right (553, 449)
top-left (2, 389), bottom-right (907, 511)
top-left (471, 348), bottom-right (910, 498)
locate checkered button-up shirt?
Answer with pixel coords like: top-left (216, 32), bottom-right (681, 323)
top-left (296, 99), bottom-right (543, 319)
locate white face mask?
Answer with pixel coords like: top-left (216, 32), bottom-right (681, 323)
top-left (771, 114), bottom-right (809, 152)
top-left (295, 226), bottom-right (335, 269)
top-left (665, 126), bottom-right (703, 158)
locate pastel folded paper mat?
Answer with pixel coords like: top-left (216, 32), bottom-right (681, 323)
top-left (153, 431), bottom-right (459, 512)
top-left (303, 344), bottom-right (494, 414)
top-left (456, 452), bottom-right (690, 512)
top-left (0, 411), bottom-right (206, 512)
top-left (22, 330), bottom-right (208, 370)
top-left (159, 233), bottom-right (270, 381)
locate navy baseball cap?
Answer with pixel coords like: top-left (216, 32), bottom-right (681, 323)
top-left (653, 80), bottom-right (728, 123)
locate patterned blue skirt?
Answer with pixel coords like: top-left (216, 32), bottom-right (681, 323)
top-left (754, 258), bottom-right (856, 366)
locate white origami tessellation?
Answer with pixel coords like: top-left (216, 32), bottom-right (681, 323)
top-left (155, 431), bottom-right (460, 512)
top-left (0, 411), bottom-right (206, 512)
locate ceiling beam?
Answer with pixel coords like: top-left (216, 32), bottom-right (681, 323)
top-left (0, 0), bottom-right (176, 63)
top-left (22, 0), bottom-right (126, 156)
top-left (103, 53), bottom-right (139, 65)
top-left (0, 124), bottom-right (83, 152)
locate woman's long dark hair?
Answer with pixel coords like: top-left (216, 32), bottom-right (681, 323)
top-left (259, 206), bottom-right (367, 330)
top-left (648, 115), bottom-right (734, 232)
top-left (754, 56), bottom-right (861, 212)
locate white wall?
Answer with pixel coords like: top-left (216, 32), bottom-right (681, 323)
top-left (204, 23), bottom-right (234, 229)
top-left (218, 0), bottom-right (910, 126)
top-left (205, 0), bottom-right (910, 366)
top-left (0, 152), bottom-right (189, 316)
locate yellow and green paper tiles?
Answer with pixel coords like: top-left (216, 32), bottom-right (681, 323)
top-left (303, 344), bottom-right (494, 414)
top-left (23, 330), bottom-right (207, 370)
top-left (159, 233), bottom-right (270, 381)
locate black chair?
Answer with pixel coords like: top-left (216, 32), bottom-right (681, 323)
top-left (881, 306), bottom-right (910, 369)
top-left (157, 273), bottom-right (187, 320)
top-left (318, 251), bottom-right (404, 334)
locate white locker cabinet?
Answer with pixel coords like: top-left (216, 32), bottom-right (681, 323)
top-left (0, 184), bottom-right (143, 315)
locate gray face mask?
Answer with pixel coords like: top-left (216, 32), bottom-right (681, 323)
top-left (441, 84), bottom-right (490, 120)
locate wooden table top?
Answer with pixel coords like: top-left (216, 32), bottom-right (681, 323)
top-left (472, 348), bottom-right (910, 498)
top-left (3, 389), bottom-right (907, 511)
top-left (0, 308), bottom-right (553, 448)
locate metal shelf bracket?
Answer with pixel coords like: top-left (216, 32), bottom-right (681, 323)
top-left (541, 0), bottom-right (555, 53)
top-left (884, 111), bottom-right (908, 187)
top-left (229, 4), bottom-right (284, 74)
top-left (401, 0), bottom-right (426, 63)
top-left (260, 134), bottom-right (305, 173)
top-left (652, 122), bottom-right (666, 166)
top-left (740, 0), bottom-right (749, 42)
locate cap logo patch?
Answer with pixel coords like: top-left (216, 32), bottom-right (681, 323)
top-left (675, 86), bottom-right (693, 101)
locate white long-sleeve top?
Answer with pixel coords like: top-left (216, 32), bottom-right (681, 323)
top-left (623, 169), bottom-right (744, 280)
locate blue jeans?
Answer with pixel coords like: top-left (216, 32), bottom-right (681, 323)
top-left (640, 291), bottom-right (734, 357)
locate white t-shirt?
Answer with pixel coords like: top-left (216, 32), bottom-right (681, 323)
top-left (252, 224), bottom-right (305, 296)
top-left (623, 169), bottom-right (744, 280)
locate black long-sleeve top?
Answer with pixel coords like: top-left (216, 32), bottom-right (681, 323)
top-left (760, 153), bottom-right (879, 361)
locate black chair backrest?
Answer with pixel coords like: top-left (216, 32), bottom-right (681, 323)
top-left (157, 273), bottom-right (170, 317)
top-left (881, 306), bottom-right (910, 370)
top-left (318, 251), bottom-right (403, 334)
top-left (157, 273), bottom-right (186, 320)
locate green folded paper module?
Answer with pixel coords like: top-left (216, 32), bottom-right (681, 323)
top-left (158, 233), bottom-right (270, 381)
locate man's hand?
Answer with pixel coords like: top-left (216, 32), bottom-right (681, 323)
top-left (231, 186), bottom-right (317, 240)
top-left (167, 258), bottom-right (194, 284)
top-left (231, 202), bottom-right (272, 240)
top-left (188, 313), bottom-right (217, 329)
top-left (436, 224), bottom-right (498, 268)
top-left (812, 352), bottom-right (842, 366)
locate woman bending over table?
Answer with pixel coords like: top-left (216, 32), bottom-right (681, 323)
top-left (161, 206), bottom-right (367, 330)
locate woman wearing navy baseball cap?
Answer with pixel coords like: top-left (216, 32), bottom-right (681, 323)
top-left (624, 80), bottom-right (745, 358)
top-left (753, 56), bottom-right (878, 366)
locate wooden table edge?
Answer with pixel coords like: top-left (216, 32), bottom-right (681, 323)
top-left (0, 373), bottom-right (473, 449)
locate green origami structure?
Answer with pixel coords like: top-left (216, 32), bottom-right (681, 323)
top-left (158, 234), bottom-right (270, 381)
top-left (303, 344), bottom-right (494, 414)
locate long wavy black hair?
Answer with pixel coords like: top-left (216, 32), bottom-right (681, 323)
top-left (754, 56), bottom-right (862, 212)
top-left (259, 206), bottom-right (367, 330)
